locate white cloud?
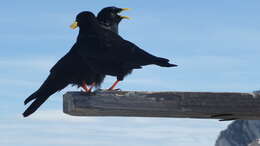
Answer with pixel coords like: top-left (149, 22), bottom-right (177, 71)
top-left (1, 112), bottom-right (231, 146)
top-left (1, 136), bottom-right (109, 146)
top-left (24, 109), bottom-right (98, 123)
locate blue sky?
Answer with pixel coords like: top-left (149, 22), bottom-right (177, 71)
top-left (1, 0), bottom-right (260, 145)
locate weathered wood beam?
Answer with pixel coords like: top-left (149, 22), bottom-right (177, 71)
top-left (63, 91), bottom-right (260, 120)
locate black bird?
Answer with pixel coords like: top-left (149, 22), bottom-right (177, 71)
top-left (70, 6), bottom-right (130, 89)
top-left (23, 7), bottom-right (130, 117)
top-left (71, 11), bottom-right (177, 90)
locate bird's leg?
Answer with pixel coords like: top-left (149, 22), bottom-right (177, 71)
top-left (87, 82), bottom-right (96, 92)
top-left (108, 80), bottom-right (120, 90)
top-left (81, 81), bottom-right (89, 92)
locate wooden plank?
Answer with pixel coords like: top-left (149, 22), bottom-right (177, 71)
top-left (63, 91), bottom-right (260, 120)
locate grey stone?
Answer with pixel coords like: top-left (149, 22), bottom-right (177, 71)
top-left (215, 121), bottom-right (260, 146)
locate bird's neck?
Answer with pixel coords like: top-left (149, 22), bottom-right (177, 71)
top-left (79, 24), bottom-right (99, 34)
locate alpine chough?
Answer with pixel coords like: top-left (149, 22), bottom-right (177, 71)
top-left (23, 7), bottom-right (130, 117)
top-left (71, 11), bottom-right (177, 90)
top-left (71, 6), bottom-right (130, 90)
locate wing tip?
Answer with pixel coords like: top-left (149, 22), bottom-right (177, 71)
top-left (22, 112), bottom-right (30, 117)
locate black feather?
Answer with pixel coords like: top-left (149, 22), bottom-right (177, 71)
top-left (74, 11), bottom-right (177, 82)
top-left (23, 73), bottom-right (68, 117)
top-left (23, 7), bottom-right (126, 117)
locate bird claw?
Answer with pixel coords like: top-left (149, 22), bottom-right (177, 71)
top-left (82, 90), bottom-right (96, 96)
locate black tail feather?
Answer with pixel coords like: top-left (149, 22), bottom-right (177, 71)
top-left (154, 57), bottom-right (178, 67)
top-left (23, 74), bottom-right (68, 117)
top-left (24, 91), bottom-right (39, 105)
top-left (23, 94), bottom-right (49, 117)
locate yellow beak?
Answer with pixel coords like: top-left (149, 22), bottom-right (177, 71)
top-left (119, 8), bottom-right (131, 19)
top-left (119, 8), bottom-right (131, 13)
top-left (120, 16), bottom-right (131, 20)
top-left (70, 21), bottom-right (78, 29)
top-left (121, 8), bottom-right (130, 11)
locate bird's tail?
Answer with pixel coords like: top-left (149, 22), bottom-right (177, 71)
top-left (24, 90), bottom-right (40, 105)
top-left (153, 57), bottom-right (178, 67)
top-left (23, 74), bottom-right (67, 117)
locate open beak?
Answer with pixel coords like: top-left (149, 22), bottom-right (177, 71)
top-left (70, 21), bottom-right (78, 29)
top-left (118, 8), bottom-right (131, 20)
top-left (119, 8), bottom-right (131, 13)
top-left (119, 15), bottom-right (131, 20)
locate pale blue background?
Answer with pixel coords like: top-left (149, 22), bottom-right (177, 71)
top-left (1, 0), bottom-right (260, 145)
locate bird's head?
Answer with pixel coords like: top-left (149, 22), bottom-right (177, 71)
top-left (70, 11), bottom-right (96, 29)
top-left (97, 6), bottom-right (130, 25)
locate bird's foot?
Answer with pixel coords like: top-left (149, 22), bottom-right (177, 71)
top-left (108, 80), bottom-right (120, 90)
top-left (87, 82), bottom-right (95, 93)
top-left (81, 88), bottom-right (92, 93)
top-left (81, 81), bottom-right (90, 92)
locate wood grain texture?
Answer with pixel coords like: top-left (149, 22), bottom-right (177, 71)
top-left (63, 91), bottom-right (260, 120)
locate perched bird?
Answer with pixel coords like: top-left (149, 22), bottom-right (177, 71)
top-left (23, 7), bottom-right (130, 117)
top-left (71, 11), bottom-right (177, 90)
top-left (72, 6), bottom-right (130, 90)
